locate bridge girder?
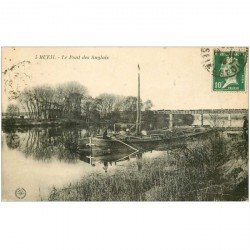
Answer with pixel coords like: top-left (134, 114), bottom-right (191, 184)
top-left (153, 109), bottom-right (248, 115)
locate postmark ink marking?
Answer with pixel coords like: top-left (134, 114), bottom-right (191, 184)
top-left (15, 187), bottom-right (26, 199)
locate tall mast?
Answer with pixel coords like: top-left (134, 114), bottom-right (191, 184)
top-left (136, 64), bottom-right (141, 135)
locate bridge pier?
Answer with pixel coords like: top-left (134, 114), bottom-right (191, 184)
top-left (200, 113), bottom-right (204, 126)
top-left (169, 113), bottom-right (173, 130)
top-left (152, 109), bottom-right (246, 129)
top-left (228, 113), bottom-right (231, 127)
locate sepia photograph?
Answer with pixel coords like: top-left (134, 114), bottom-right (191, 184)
top-left (1, 47), bottom-right (248, 201)
top-left (1, 1), bottom-right (250, 250)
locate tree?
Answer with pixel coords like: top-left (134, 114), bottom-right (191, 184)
top-left (6, 104), bottom-right (20, 117)
top-left (81, 97), bottom-right (97, 122)
top-left (143, 100), bottom-right (153, 111)
top-left (55, 82), bottom-right (88, 117)
top-left (18, 88), bottom-right (37, 119)
top-left (95, 93), bottom-right (117, 116)
top-left (122, 96), bottom-right (137, 111)
top-left (18, 82), bottom-right (88, 119)
top-left (16, 81), bottom-right (154, 123)
top-left (208, 114), bottom-right (224, 127)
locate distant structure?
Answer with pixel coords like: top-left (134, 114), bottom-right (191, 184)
top-left (1, 108), bottom-right (247, 129)
top-left (154, 109), bottom-right (247, 114)
top-left (153, 109), bottom-right (248, 128)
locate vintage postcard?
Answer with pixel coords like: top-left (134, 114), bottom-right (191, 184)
top-left (1, 47), bottom-right (248, 201)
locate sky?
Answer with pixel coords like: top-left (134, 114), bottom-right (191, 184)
top-left (2, 47), bottom-right (248, 111)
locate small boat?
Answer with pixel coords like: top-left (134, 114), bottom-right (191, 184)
top-left (79, 149), bottom-right (138, 165)
top-left (78, 137), bottom-right (135, 155)
top-left (78, 64), bottom-right (212, 155)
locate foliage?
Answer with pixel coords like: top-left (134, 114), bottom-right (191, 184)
top-left (13, 83), bottom-right (153, 122)
top-left (48, 136), bottom-right (248, 201)
top-left (6, 104), bottom-right (20, 117)
top-left (143, 100), bottom-right (153, 111)
top-left (174, 114), bottom-right (194, 126)
top-left (18, 82), bottom-right (88, 119)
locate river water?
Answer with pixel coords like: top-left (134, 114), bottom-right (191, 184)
top-left (2, 115), bottom-right (244, 201)
top-left (2, 127), bottom-right (172, 201)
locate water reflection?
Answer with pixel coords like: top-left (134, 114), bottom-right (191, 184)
top-left (3, 126), bottom-right (208, 170)
top-left (6, 133), bottom-right (20, 149)
top-left (2, 126), bottom-right (216, 201)
top-left (4, 127), bottom-right (140, 167)
top-left (4, 127), bottom-right (86, 163)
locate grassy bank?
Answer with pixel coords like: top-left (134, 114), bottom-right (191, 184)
top-left (48, 134), bottom-right (248, 201)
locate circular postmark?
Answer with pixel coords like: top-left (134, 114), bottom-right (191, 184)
top-left (201, 47), bottom-right (248, 77)
top-left (2, 60), bottom-right (31, 101)
top-left (15, 187), bottom-right (26, 199)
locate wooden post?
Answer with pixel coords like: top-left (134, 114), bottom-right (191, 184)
top-left (201, 112), bottom-right (204, 126)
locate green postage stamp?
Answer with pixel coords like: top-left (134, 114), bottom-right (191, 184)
top-left (213, 50), bottom-right (247, 91)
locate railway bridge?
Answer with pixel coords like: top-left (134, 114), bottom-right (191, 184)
top-left (153, 109), bottom-right (248, 128)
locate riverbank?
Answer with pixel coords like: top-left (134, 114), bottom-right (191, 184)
top-left (48, 135), bottom-right (248, 201)
top-left (1, 117), bottom-right (88, 130)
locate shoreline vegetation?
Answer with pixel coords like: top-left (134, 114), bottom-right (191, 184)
top-left (48, 134), bottom-right (248, 201)
top-left (4, 81), bottom-right (246, 131)
top-left (3, 81), bottom-right (154, 127)
top-left (3, 82), bottom-right (248, 201)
